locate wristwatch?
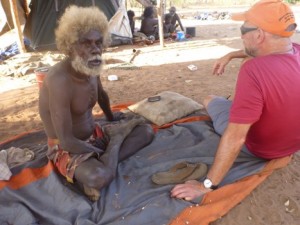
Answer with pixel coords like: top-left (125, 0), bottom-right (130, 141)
top-left (203, 177), bottom-right (218, 190)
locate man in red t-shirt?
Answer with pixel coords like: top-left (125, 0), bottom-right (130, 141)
top-left (171, 0), bottom-right (300, 201)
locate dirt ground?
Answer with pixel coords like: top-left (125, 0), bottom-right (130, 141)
top-left (1, 14), bottom-right (300, 225)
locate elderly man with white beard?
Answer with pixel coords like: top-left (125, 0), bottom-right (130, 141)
top-left (38, 6), bottom-right (154, 201)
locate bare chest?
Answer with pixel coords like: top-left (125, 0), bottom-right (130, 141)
top-left (71, 78), bottom-right (98, 115)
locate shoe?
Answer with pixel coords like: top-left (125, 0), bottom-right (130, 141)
top-left (151, 162), bottom-right (207, 185)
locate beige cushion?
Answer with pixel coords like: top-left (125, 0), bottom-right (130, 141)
top-left (128, 91), bottom-right (204, 126)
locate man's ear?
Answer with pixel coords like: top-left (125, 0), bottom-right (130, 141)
top-left (256, 28), bottom-right (265, 44)
top-left (68, 44), bottom-right (76, 58)
top-left (67, 50), bottom-right (73, 58)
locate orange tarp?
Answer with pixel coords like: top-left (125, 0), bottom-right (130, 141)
top-left (0, 161), bottom-right (54, 190)
top-left (169, 156), bottom-right (291, 225)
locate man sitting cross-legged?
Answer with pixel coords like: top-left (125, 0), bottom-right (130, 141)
top-left (38, 6), bottom-right (154, 201)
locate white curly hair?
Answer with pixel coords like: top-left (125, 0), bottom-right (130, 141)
top-left (55, 5), bottom-right (109, 55)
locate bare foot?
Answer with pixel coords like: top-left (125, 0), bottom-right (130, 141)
top-left (83, 184), bottom-right (101, 202)
top-left (103, 116), bottom-right (145, 139)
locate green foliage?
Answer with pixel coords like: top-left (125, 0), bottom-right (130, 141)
top-left (285, 0), bottom-right (300, 4)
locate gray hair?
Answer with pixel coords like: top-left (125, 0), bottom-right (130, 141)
top-left (55, 5), bottom-right (109, 55)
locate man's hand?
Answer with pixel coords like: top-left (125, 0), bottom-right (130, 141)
top-left (170, 180), bottom-right (212, 201)
top-left (112, 111), bottom-right (126, 121)
top-left (213, 49), bottom-right (247, 75)
top-left (212, 54), bottom-right (231, 76)
top-left (94, 137), bottom-right (109, 151)
top-left (93, 146), bottom-right (105, 155)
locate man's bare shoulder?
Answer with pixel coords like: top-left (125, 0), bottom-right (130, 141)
top-left (46, 60), bottom-right (72, 86)
top-left (41, 60), bottom-right (74, 107)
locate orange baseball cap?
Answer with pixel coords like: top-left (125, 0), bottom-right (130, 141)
top-left (231, 0), bottom-right (297, 37)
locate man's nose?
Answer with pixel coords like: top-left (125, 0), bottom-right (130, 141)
top-left (91, 43), bottom-right (101, 54)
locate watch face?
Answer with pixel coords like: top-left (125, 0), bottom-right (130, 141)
top-left (204, 178), bottom-right (212, 188)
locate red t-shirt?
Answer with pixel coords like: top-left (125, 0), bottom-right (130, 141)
top-left (230, 43), bottom-right (300, 159)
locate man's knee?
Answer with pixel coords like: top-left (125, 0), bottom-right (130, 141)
top-left (202, 95), bottom-right (218, 109)
top-left (118, 124), bottom-right (154, 161)
top-left (85, 167), bottom-right (114, 189)
top-left (75, 162), bottom-right (114, 189)
top-left (141, 124), bottom-right (155, 143)
top-left (129, 124), bottom-right (154, 143)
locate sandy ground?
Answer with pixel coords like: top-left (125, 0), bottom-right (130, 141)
top-left (1, 13), bottom-right (300, 225)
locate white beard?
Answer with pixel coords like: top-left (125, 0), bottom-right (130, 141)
top-left (71, 55), bottom-right (103, 77)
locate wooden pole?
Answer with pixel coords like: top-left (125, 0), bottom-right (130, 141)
top-left (23, 0), bottom-right (30, 17)
top-left (157, 0), bottom-right (165, 48)
top-left (9, 0), bottom-right (26, 53)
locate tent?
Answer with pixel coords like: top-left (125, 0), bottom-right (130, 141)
top-left (1, 0), bottom-right (166, 52)
top-left (0, 0), bottom-right (154, 51)
top-left (23, 0), bottom-right (131, 50)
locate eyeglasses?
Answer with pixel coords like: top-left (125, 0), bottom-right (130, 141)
top-left (240, 25), bottom-right (258, 35)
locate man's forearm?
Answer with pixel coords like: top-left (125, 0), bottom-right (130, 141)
top-left (180, 22), bottom-right (184, 31)
top-left (61, 137), bottom-right (103, 155)
top-left (207, 125), bottom-right (247, 185)
top-left (98, 91), bottom-right (114, 121)
top-left (228, 49), bottom-right (247, 60)
top-left (102, 106), bottom-right (114, 121)
top-left (178, 19), bottom-right (184, 31)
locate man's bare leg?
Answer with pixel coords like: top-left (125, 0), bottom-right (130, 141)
top-left (202, 95), bottom-right (217, 109)
top-left (74, 117), bottom-right (145, 201)
top-left (119, 124), bottom-right (154, 161)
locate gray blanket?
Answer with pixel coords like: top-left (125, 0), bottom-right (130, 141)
top-left (0, 120), bottom-right (266, 225)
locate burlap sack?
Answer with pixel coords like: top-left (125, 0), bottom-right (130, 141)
top-left (128, 91), bottom-right (203, 126)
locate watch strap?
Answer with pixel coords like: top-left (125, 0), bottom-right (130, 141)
top-left (203, 177), bottom-right (218, 190)
top-left (210, 183), bottom-right (218, 190)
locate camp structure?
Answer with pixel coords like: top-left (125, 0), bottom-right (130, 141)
top-left (0, 0), bottom-right (153, 51)
top-left (24, 0), bottom-right (131, 50)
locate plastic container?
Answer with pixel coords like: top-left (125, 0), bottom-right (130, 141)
top-left (188, 64), bottom-right (198, 71)
top-left (34, 67), bottom-right (49, 89)
top-left (176, 31), bottom-right (185, 40)
top-left (108, 75), bottom-right (118, 81)
top-left (186, 27), bottom-right (196, 37)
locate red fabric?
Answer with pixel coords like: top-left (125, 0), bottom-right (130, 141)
top-left (0, 161), bottom-right (54, 190)
top-left (52, 150), bottom-right (71, 180)
top-left (93, 124), bottom-right (104, 139)
top-left (230, 43), bottom-right (300, 159)
top-left (47, 124), bottom-right (105, 183)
